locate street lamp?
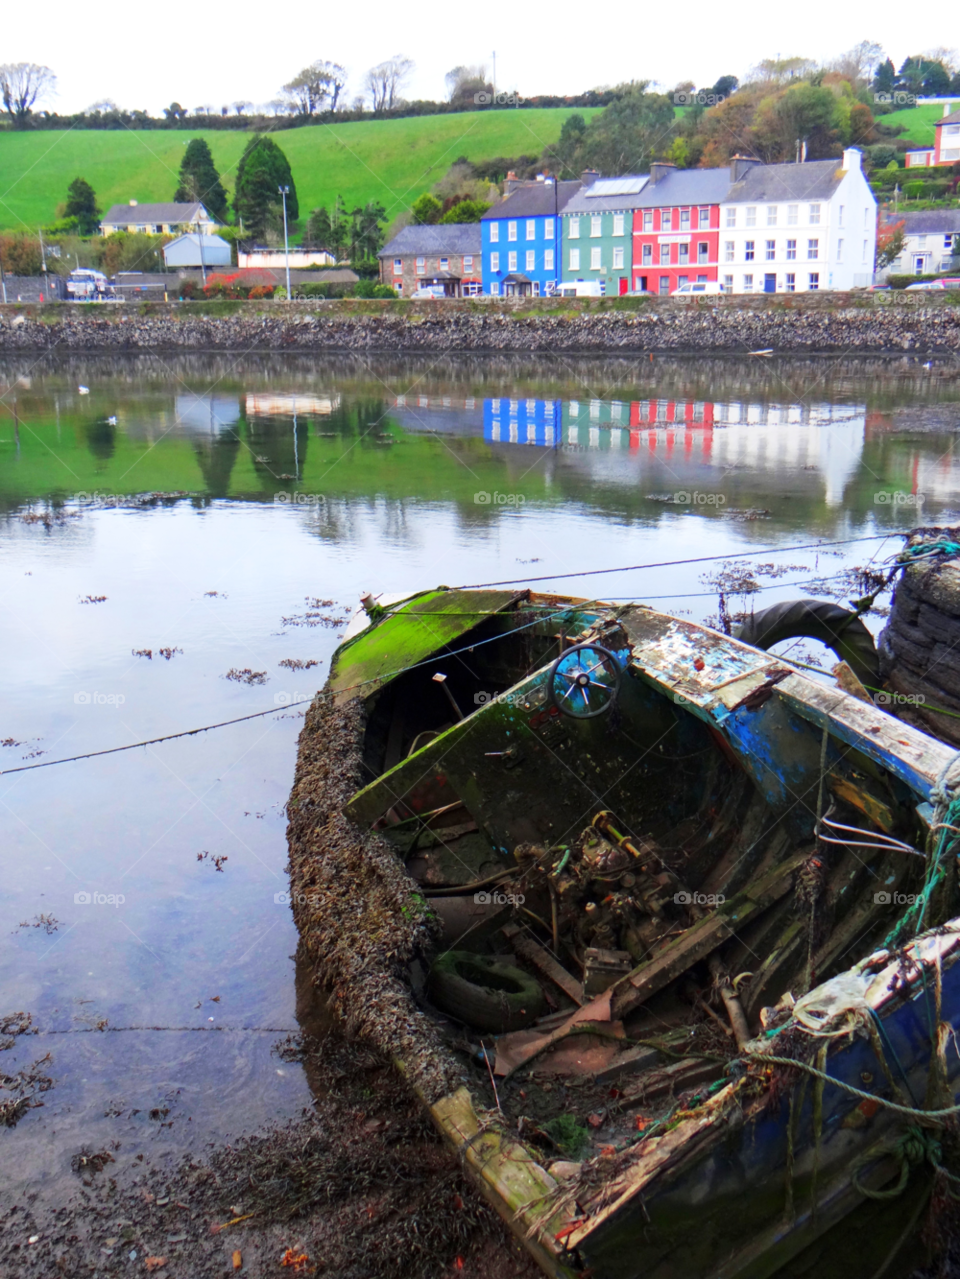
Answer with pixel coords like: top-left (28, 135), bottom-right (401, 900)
top-left (279, 186), bottom-right (292, 301)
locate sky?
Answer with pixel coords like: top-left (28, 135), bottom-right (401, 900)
top-left (2, 0), bottom-right (953, 117)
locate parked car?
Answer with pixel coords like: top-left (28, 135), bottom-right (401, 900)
top-left (671, 281), bottom-right (724, 296)
top-left (411, 285), bottom-right (447, 299)
top-left (905, 279), bottom-right (960, 291)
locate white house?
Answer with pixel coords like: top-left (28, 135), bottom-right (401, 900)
top-left (718, 149), bottom-right (876, 293)
top-left (100, 201), bottom-right (221, 237)
top-left (879, 210), bottom-right (960, 278)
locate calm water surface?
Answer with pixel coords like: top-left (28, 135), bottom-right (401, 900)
top-left (1, 351), bottom-right (958, 1197)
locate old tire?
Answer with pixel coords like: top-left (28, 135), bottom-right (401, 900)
top-left (735, 599), bottom-right (880, 689)
top-left (427, 950), bottom-right (545, 1034)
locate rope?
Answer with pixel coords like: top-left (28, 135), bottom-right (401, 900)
top-left (743, 1053), bottom-right (960, 1119)
top-left (851, 1126), bottom-right (943, 1201)
top-left (886, 747), bottom-right (960, 947)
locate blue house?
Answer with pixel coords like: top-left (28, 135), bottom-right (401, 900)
top-left (481, 177), bottom-right (583, 296)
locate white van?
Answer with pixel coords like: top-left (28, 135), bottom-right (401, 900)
top-left (558, 280), bottom-right (606, 298)
top-left (671, 281), bottom-right (724, 296)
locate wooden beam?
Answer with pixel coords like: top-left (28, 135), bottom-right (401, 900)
top-left (502, 922), bottom-right (584, 1006)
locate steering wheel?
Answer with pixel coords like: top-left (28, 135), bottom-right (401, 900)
top-left (548, 643), bottom-right (622, 719)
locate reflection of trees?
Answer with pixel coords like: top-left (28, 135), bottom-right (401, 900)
top-left (245, 414), bottom-right (310, 486)
top-left (193, 429), bottom-right (242, 498)
top-left (84, 418), bottom-right (116, 461)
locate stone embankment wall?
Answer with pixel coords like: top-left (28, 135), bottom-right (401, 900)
top-left (1, 296), bottom-right (959, 353)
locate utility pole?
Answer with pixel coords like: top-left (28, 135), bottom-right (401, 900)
top-left (279, 186), bottom-right (292, 300)
top-left (197, 216), bottom-right (206, 285)
top-left (0, 241), bottom-right (7, 305)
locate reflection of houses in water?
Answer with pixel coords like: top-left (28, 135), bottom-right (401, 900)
top-left (245, 394), bottom-right (341, 417)
top-left (174, 394), bottom-right (243, 433)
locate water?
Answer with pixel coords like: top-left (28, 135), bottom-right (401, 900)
top-left (1, 351), bottom-right (958, 1198)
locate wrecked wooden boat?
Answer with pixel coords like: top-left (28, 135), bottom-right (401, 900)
top-left (286, 586), bottom-right (960, 1278)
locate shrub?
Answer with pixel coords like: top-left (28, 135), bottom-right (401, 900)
top-left (179, 278), bottom-right (201, 299)
top-left (248, 284), bottom-right (275, 299)
top-left (298, 282), bottom-right (329, 298)
top-left (352, 279), bottom-right (378, 298)
top-left (372, 283), bottom-right (397, 298)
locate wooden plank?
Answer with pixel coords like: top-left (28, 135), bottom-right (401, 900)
top-left (611, 851), bottom-right (811, 1018)
top-left (502, 923), bottom-right (584, 1006)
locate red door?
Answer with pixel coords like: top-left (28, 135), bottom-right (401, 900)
top-left (619, 277), bottom-right (628, 296)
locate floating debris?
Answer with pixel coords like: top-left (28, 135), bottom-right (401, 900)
top-left (279, 659), bottom-right (320, 671)
top-left (224, 668), bottom-right (268, 685)
top-left (15, 914), bottom-right (58, 935)
top-left (133, 649), bottom-right (153, 660)
top-left (197, 851), bottom-right (228, 872)
top-left (79, 595), bottom-right (107, 605)
top-left (158, 647), bottom-right (183, 661)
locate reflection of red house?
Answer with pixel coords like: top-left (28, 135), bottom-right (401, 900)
top-left (631, 164), bottom-right (731, 295)
top-left (905, 104), bottom-right (960, 168)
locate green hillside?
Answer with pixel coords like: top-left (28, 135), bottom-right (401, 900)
top-left (0, 109), bottom-right (601, 233)
top-left (885, 101), bottom-right (958, 147)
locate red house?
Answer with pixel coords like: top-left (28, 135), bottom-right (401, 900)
top-left (630, 163), bottom-right (734, 294)
top-left (905, 103), bottom-right (960, 168)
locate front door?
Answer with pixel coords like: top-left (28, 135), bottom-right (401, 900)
top-left (764, 273), bottom-right (776, 293)
top-left (618, 277), bottom-right (628, 296)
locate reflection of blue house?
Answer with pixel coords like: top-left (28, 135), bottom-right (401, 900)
top-left (484, 398), bottom-right (561, 445)
top-left (481, 178), bottom-right (582, 297)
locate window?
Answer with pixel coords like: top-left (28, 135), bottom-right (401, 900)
top-left (508, 251), bottom-right (517, 271)
top-left (490, 223), bottom-right (499, 243)
top-left (533, 281), bottom-right (540, 296)
top-left (838, 205), bottom-right (844, 227)
top-left (526, 219), bottom-right (536, 240)
top-left (947, 235), bottom-right (955, 250)
top-left (697, 242), bottom-right (708, 263)
top-left (659, 243), bottom-right (670, 265)
top-left (743, 274), bottom-right (754, 292)
top-left (678, 275), bottom-right (689, 287)
top-left (395, 282), bottom-right (403, 294)
top-left (722, 274), bottom-right (733, 292)
top-left (490, 252), bottom-right (499, 271)
top-left (569, 217), bottom-right (580, 239)
top-left (440, 257), bottom-right (449, 270)
top-left (544, 248), bottom-right (554, 270)
top-left (569, 248), bottom-right (580, 270)
top-left (765, 240), bottom-right (776, 261)
top-left (809, 204), bottom-right (821, 224)
top-left (463, 255), bottom-right (473, 272)
top-left (661, 209), bottom-right (672, 231)
top-left (788, 204), bottom-right (798, 225)
top-left (545, 218), bottom-right (554, 240)
top-left (525, 250), bottom-right (535, 270)
top-left (767, 206), bottom-right (777, 226)
top-left (745, 240), bottom-right (755, 261)
top-left (746, 207), bottom-right (756, 227)
top-left (643, 211), bottom-right (653, 231)
top-left (590, 215), bottom-right (602, 237)
top-left (490, 281), bottom-right (500, 295)
top-left (837, 239), bottom-right (843, 262)
top-left (508, 221), bottom-right (517, 241)
top-left (678, 243), bottom-right (689, 264)
top-left (416, 256), bottom-right (425, 275)
top-left (725, 208), bottom-right (736, 227)
top-left (613, 213), bottom-right (624, 236)
top-left (863, 240), bottom-right (869, 262)
top-left (154, 225), bottom-right (162, 234)
top-left (680, 209), bottom-right (690, 230)
top-left (807, 239), bottom-right (819, 260)
top-left (137, 224), bottom-right (146, 234)
top-left (724, 240), bottom-right (735, 262)
top-left (613, 246), bottom-right (624, 269)
top-left (699, 206), bottom-right (710, 226)
top-left (786, 239), bottom-right (797, 260)
top-left (808, 272), bottom-right (820, 290)
top-left (659, 277), bottom-right (670, 295)
top-left (785, 273), bottom-right (795, 292)
top-left (590, 246), bottom-right (602, 270)
top-left (865, 209), bottom-right (870, 228)
top-left (642, 244), bottom-right (652, 264)
top-left (393, 258), bottom-right (402, 275)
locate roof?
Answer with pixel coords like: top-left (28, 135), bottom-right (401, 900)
top-left (378, 223), bottom-right (482, 257)
top-left (164, 232), bottom-right (230, 249)
top-left (102, 202), bottom-right (212, 224)
top-left (891, 210), bottom-right (960, 234)
top-left (563, 177), bottom-right (652, 214)
top-left (938, 108), bottom-right (960, 127)
top-left (481, 180), bottom-right (582, 219)
top-left (503, 273), bottom-right (532, 283)
top-left (633, 167), bottom-right (734, 209)
top-left (723, 159), bottom-right (845, 204)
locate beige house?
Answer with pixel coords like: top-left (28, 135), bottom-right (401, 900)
top-left (100, 201), bottom-right (221, 237)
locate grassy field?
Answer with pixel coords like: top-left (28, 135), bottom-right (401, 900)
top-left (0, 109), bottom-right (600, 234)
top-left (882, 101), bottom-right (958, 147)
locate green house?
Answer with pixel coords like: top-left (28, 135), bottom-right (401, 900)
top-left (559, 176), bottom-right (650, 295)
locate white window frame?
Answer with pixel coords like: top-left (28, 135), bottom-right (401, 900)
top-left (590, 215), bottom-right (602, 238)
top-left (642, 244), bottom-right (652, 264)
top-left (507, 251), bottom-right (517, 272)
top-left (568, 217), bottom-right (580, 239)
top-left (661, 209), bottom-right (672, 231)
top-left (743, 274), bottom-right (754, 292)
top-left (786, 239), bottom-right (797, 260)
top-left (416, 257), bottom-right (425, 275)
top-left (788, 205), bottom-right (798, 226)
top-left (767, 206), bottom-right (778, 226)
top-left (837, 239), bottom-right (843, 262)
top-left (698, 206), bottom-right (710, 227)
top-left (680, 209), bottom-right (690, 230)
top-left (785, 273), bottom-right (795, 291)
top-left (463, 255), bottom-right (473, 272)
top-left (489, 223), bottom-right (499, 243)
top-left (746, 207), bottom-right (757, 227)
top-left (544, 248), bottom-right (554, 270)
top-left (490, 251), bottom-right (499, 271)
top-left (725, 207), bottom-right (736, 228)
top-left (526, 219), bottom-right (536, 240)
top-left (643, 211), bottom-right (653, 231)
top-left (722, 274), bottom-right (733, 292)
top-left (659, 243), bottom-right (670, 265)
top-left (808, 272), bottom-right (820, 290)
top-left (807, 239), bottom-right (819, 260)
top-left (612, 245), bottom-right (624, 269)
top-left (724, 241), bottom-right (735, 262)
top-left (525, 249), bottom-right (535, 270)
top-left (393, 258), bottom-right (402, 274)
top-left (765, 240), bottom-right (775, 261)
top-left (490, 281), bottom-right (500, 295)
top-left (508, 221), bottom-right (517, 241)
top-left (809, 204), bottom-right (821, 225)
top-left (569, 248), bottom-right (580, 270)
top-left (745, 240), bottom-right (755, 262)
top-left (545, 217), bottom-right (554, 240)
top-left (439, 257), bottom-right (449, 271)
top-left (590, 246), bottom-right (602, 270)
top-left (612, 213), bottom-right (625, 236)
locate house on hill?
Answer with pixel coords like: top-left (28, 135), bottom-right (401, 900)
top-left (378, 224), bottom-right (482, 296)
top-left (905, 104), bottom-right (960, 168)
top-left (100, 201), bottom-right (221, 237)
top-left (878, 209), bottom-right (960, 277)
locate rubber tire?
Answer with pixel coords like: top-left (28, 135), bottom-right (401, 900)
top-left (427, 950), bottom-right (545, 1034)
top-left (734, 599), bottom-right (881, 689)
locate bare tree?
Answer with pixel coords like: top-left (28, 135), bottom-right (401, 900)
top-left (922, 46), bottom-right (959, 74)
top-left (833, 40), bottom-right (886, 83)
top-left (365, 56), bottom-right (414, 112)
top-left (282, 60), bottom-right (348, 116)
top-left (232, 100), bottom-right (251, 115)
top-left (0, 62), bottom-right (56, 126)
top-left (444, 64), bottom-right (491, 106)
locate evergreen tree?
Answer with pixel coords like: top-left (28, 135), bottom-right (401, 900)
top-left (872, 59), bottom-right (897, 94)
top-left (306, 206), bottom-right (333, 246)
top-left (64, 177), bottom-right (100, 235)
top-left (174, 138), bottom-right (228, 222)
top-left (233, 136), bottom-right (298, 235)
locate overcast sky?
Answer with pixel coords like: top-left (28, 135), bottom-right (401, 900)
top-left (4, 0), bottom-right (952, 117)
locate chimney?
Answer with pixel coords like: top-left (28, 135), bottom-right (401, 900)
top-left (581, 169), bottom-right (600, 187)
top-left (503, 170), bottom-right (521, 195)
top-left (729, 155), bottom-right (762, 183)
top-left (842, 147), bottom-right (862, 171)
top-left (946, 103), bottom-right (953, 117)
top-left (649, 161), bottom-right (676, 185)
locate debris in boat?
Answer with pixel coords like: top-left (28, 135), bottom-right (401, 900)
top-left (279, 659), bottom-right (321, 671)
top-left (70, 1148), bottom-right (115, 1175)
top-left (79, 594), bottom-right (107, 604)
top-left (15, 914), bottom-right (58, 935)
top-left (223, 668), bottom-right (268, 685)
